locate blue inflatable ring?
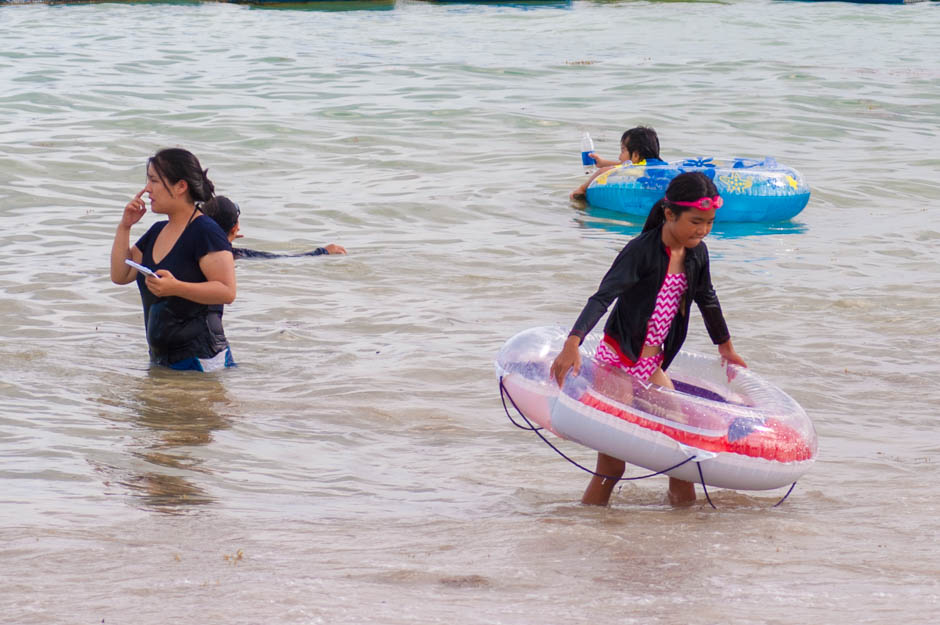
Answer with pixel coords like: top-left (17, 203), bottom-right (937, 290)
top-left (585, 156), bottom-right (810, 223)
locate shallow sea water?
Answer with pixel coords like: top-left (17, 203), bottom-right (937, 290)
top-left (0, 0), bottom-right (939, 622)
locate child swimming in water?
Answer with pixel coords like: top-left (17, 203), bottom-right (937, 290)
top-left (552, 171), bottom-right (746, 507)
top-left (571, 126), bottom-right (665, 200)
top-left (201, 196), bottom-right (346, 259)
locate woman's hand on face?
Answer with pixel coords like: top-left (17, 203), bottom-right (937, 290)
top-left (550, 336), bottom-right (582, 387)
top-left (121, 189), bottom-right (148, 228)
top-left (145, 269), bottom-right (178, 297)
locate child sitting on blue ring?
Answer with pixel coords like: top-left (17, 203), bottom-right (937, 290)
top-left (571, 126), bottom-right (666, 201)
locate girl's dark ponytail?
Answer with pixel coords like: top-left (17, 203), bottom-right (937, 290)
top-left (642, 199), bottom-right (667, 232)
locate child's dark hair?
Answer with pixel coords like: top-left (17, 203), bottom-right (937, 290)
top-left (148, 148), bottom-right (215, 204)
top-left (621, 126), bottom-right (660, 161)
top-left (201, 196), bottom-right (240, 234)
top-left (642, 171), bottom-right (719, 232)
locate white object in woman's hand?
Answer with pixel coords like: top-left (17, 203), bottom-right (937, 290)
top-left (124, 258), bottom-right (157, 277)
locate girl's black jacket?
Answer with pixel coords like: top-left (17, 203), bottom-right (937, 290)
top-left (569, 225), bottom-right (731, 371)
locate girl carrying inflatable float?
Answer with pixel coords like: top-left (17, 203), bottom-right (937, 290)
top-left (498, 172), bottom-right (816, 506)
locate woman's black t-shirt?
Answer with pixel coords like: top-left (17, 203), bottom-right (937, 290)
top-left (134, 215), bottom-right (233, 365)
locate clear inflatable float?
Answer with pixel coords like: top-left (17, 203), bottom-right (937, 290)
top-left (495, 326), bottom-right (817, 492)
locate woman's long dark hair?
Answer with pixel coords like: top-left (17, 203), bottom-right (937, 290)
top-left (642, 171), bottom-right (719, 232)
top-left (148, 148), bottom-right (215, 204)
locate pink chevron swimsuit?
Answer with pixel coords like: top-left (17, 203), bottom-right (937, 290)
top-left (595, 272), bottom-right (688, 381)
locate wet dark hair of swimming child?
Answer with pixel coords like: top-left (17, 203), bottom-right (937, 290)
top-left (620, 126), bottom-right (661, 161)
top-left (642, 171), bottom-right (719, 233)
top-left (201, 196), bottom-right (331, 259)
top-left (201, 195), bottom-right (239, 232)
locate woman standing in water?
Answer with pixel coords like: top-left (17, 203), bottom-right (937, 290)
top-left (110, 148), bottom-right (236, 372)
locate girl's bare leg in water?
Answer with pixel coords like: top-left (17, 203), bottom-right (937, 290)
top-left (649, 366), bottom-right (696, 506)
top-left (581, 453), bottom-right (626, 506)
